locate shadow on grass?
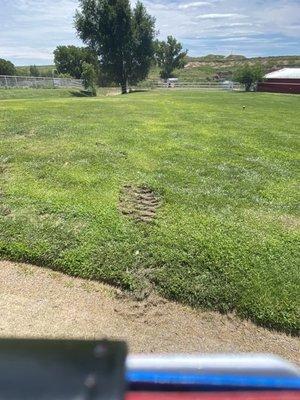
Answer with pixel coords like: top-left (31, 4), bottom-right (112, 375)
top-left (69, 90), bottom-right (93, 97)
top-left (128, 89), bottom-right (150, 94)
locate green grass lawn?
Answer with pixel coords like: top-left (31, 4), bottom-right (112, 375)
top-left (0, 88), bottom-right (299, 334)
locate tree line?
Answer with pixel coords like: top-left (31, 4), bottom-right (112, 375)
top-left (53, 0), bottom-right (187, 94)
top-left (0, 59), bottom-right (52, 77)
top-left (1, 0), bottom-right (187, 94)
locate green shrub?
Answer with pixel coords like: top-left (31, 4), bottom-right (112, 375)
top-left (0, 58), bottom-right (16, 75)
top-left (81, 62), bottom-right (97, 96)
top-left (234, 63), bottom-right (264, 91)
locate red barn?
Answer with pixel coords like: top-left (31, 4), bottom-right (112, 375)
top-left (257, 68), bottom-right (300, 94)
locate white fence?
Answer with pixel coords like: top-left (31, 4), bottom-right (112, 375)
top-left (143, 80), bottom-right (241, 91)
top-left (0, 75), bottom-right (83, 89)
top-left (135, 79), bottom-right (243, 91)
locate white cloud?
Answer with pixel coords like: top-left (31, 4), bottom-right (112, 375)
top-left (0, 46), bottom-right (53, 61)
top-left (1, 0), bottom-right (300, 63)
top-left (225, 22), bottom-right (253, 27)
top-left (195, 13), bottom-right (247, 19)
top-left (0, 0), bottom-right (80, 64)
top-left (178, 2), bottom-right (211, 9)
top-left (255, 2), bottom-right (300, 38)
top-left (220, 37), bottom-right (252, 42)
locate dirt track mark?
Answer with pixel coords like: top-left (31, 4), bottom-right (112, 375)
top-left (0, 260), bottom-right (299, 363)
top-left (119, 184), bottom-right (160, 223)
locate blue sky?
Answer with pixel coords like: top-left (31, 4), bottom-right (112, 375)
top-left (1, 0), bottom-right (299, 65)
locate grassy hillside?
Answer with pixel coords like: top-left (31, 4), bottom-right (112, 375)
top-left (181, 55), bottom-right (300, 81)
top-left (0, 88), bottom-right (299, 334)
top-left (149, 54), bottom-right (300, 82)
top-left (16, 65), bottom-right (54, 77)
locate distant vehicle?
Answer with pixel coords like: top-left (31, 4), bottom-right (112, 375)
top-left (166, 77), bottom-right (178, 87)
top-left (221, 80), bottom-right (234, 90)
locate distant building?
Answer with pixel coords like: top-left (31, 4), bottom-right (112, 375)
top-left (257, 68), bottom-right (300, 94)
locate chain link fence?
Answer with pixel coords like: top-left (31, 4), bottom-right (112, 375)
top-left (0, 75), bottom-right (83, 89)
top-left (0, 75), bottom-right (241, 92)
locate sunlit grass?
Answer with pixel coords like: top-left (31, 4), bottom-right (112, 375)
top-left (0, 88), bottom-right (299, 333)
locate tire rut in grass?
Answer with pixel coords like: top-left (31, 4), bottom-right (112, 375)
top-left (0, 158), bottom-right (11, 217)
top-left (119, 184), bottom-right (160, 223)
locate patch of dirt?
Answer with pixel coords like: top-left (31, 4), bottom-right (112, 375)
top-left (279, 215), bottom-right (300, 231)
top-left (105, 88), bottom-right (121, 96)
top-left (0, 260), bottom-right (299, 364)
top-left (0, 188), bottom-right (11, 217)
top-left (119, 184), bottom-right (160, 223)
top-left (0, 157), bottom-right (10, 175)
top-left (0, 205), bottom-right (11, 216)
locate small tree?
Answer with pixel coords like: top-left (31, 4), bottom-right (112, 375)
top-left (54, 45), bottom-right (98, 79)
top-left (75, 0), bottom-right (156, 94)
top-left (154, 36), bottom-right (187, 79)
top-left (0, 59), bottom-right (16, 75)
top-left (81, 62), bottom-right (97, 96)
top-left (29, 65), bottom-right (39, 77)
top-left (234, 64), bottom-right (264, 91)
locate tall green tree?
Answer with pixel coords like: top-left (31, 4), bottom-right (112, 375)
top-left (130, 2), bottom-right (156, 84)
top-left (29, 65), bottom-right (39, 77)
top-left (53, 45), bottom-right (98, 79)
top-left (154, 36), bottom-right (187, 79)
top-left (75, 0), bottom-right (155, 93)
top-left (234, 64), bottom-right (264, 91)
top-left (0, 59), bottom-right (16, 75)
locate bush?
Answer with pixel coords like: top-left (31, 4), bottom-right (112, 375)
top-left (0, 59), bottom-right (16, 75)
top-left (234, 64), bottom-right (264, 91)
top-left (29, 65), bottom-right (40, 77)
top-left (54, 45), bottom-right (99, 79)
top-left (81, 62), bottom-right (97, 96)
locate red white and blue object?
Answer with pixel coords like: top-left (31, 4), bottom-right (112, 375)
top-left (126, 354), bottom-right (300, 399)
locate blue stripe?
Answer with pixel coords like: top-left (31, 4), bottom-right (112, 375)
top-left (127, 371), bottom-right (300, 390)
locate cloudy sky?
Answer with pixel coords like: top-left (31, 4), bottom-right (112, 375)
top-left (1, 0), bottom-right (299, 65)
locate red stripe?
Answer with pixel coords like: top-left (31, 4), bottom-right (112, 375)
top-left (126, 391), bottom-right (300, 400)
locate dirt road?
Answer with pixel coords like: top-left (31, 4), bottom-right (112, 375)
top-left (0, 260), bottom-right (299, 363)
